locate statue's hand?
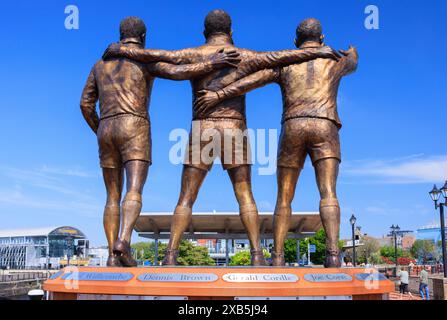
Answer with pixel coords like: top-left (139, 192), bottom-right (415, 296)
top-left (102, 43), bottom-right (123, 60)
top-left (339, 45), bottom-right (357, 57)
top-left (209, 48), bottom-right (241, 69)
top-left (316, 46), bottom-right (341, 61)
top-left (195, 90), bottom-right (220, 117)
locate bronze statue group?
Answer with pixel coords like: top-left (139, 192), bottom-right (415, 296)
top-left (80, 9), bottom-right (357, 268)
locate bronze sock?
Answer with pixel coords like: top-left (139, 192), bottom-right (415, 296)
top-left (320, 198), bottom-right (341, 254)
top-left (168, 206), bottom-right (192, 250)
top-left (273, 205), bottom-right (292, 254)
top-left (120, 192), bottom-right (142, 243)
top-left (240, 203), bottom-right (261, 252)
top-left (103, 204), bottom-right (120, 256)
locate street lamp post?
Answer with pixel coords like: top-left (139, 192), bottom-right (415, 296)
top-left (350, 214), bottom-right (357, 267)
top-left (429, 182), bottom-right (447, 278)
top-left (389, 224), bottom-right (412, 277)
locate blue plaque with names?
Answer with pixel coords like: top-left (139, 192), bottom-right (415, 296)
top-left (304, 273), bottom-right (353, 282)
top-left (222, 273), bottom-right (299, 283)
top-left (61, 272), bottom-right (134, 282)
top-left (138, 273), bottom-right (218, 283)
top-left (355, 273), bottom-right (388, 281)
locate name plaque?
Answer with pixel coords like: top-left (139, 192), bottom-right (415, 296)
top-left (138, 273), bottom-right (218, 283)
top-left (61, 272), bottom-right (134, 282)
top-left (355, 273), bottom-right (388, 281)
top-left (304, 273), bottom-right (353, 283)
top-left (222, 273), bottom-right (299, 283)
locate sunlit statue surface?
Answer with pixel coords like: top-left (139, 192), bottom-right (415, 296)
top-left (194, 18), bottom-right (358, 267)
top-left (104, 11), bottom-right (341, 266)
top-left (80, 17), bottom-right (241, 267)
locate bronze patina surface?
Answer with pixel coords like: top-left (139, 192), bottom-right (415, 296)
top-left (104, 10), bottom-right (341, 266)
top-left (195, 18), bottom-right (358, 268)
top-left (81, 16), bottom-right (240, 267)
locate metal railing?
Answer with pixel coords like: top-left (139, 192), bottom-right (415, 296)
top-left (0, 272), bottom-right (50, 283)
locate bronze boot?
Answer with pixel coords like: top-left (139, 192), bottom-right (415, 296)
top-left (251, 250), bottom-right (267, 266)
top-left (324, 250), bottom-right (341, 268)
top-left (106, 254), bottom-right (122, 267)
top-left (113, 239), bottom-right (137, 267)
top-left (162, 249), bottom-right (179, 266)
top-left (271, 252), bottom-right (285, 267)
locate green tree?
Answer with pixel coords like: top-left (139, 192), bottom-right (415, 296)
top-left (177, 241), bottom-right (215, 266)
top-left (380, 245), bottom-right (412, 262)
top-left (230, 249), bottom-right (271, 266)
top-left (131, 241), bottom-right (167, 265)
top-left (284, 229), bottom-right (337, 265)
top-left (411, 240), bottom-right (435, 263)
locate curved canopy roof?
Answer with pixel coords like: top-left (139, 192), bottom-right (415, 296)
top-left (0, 226), bottom-right (86, 239)
top-left (136, 211), bottom-right (321, 239)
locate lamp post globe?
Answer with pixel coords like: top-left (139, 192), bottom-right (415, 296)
top-left (429, 185), bottom-right (441, 202)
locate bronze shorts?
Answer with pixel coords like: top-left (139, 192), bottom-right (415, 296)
top-left (184, 118), bottom-right (252, 171)
top-left (97, 114), bottom-right (151, 169)
top-left (278, 118), bottom-right (341, 169)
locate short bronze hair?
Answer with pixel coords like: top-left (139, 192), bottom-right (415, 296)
top-left (204, 9), bottom-right (232, 38)
top-left (296, 18), bottom-right (322, 43)
top-left (120, 16), bottom-right (147, 40)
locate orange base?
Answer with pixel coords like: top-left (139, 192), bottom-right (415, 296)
top-left (43, 266), bottom-right (394, 300)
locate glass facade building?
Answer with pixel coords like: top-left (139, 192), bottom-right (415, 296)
top-left (0, 226), bottom-right (87, 269)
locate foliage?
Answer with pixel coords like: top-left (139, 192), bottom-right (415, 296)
top-left (411, 240), bottom-right (435, 263)
top-left (379, 245), bottom-right (412, 263)
top-left (132, 240), bottom-right (215, 266)
top-left (358, 236), bottom-right (380, 264)
top-left (131, 241), bottom-right (167, 265)
top-left (177, 241), bottom-right (215, 266)
top-left (284, 229), bottom-right (335, 265)
top-left (230, 249), bottom-right (271, 266)
top-left (368, 251), bottom-right (383, 265)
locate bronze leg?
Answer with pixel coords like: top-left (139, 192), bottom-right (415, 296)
top-left (119, 160), bottom-right (149, 242)
top-left (113, 160), bottom-right (149, 267)
top-left (314, 158), bottom-right (341, 268)
top-left (102, 167), bottom-right (123, 267)
top-left (227, 165), bottom-right (264, 266)
top-left (273, 167), bottom-right (300, 266)
top-left (164, 166), bottom-right (208, 265)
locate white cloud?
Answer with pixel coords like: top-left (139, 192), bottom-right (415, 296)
top-left (342, 154), bottom-right (447, 184)
top-left (39, 165), bottom-right (100, 178)
top-left (0, 165), bottom-right (102, 218)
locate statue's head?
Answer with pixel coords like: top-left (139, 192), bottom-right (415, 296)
top-left (203, 9), bottom-right (232, 39)
top-left (295, 18), bottom-right (324, 48)
top-left (120, 16), bottom-right (147, 47)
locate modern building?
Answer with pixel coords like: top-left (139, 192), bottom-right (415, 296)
top-left (0, 226), bottom-right (88, 270)
top-left (87, 247), bottom-right (109, 267)
top-left (416, 222), bottom-right (446, 246)
top-left (135, 211), bottom-right (322, 266)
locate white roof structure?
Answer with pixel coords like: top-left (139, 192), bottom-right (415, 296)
top-left (0, 227), bottom-right (58, 238)
top-left (0, 226), bottom-right (86, 239)
top-left (136, 211), bottom-right (322, 240)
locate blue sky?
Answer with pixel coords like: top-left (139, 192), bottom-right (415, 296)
top-left (0, 0), bottom-right (446, 246)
